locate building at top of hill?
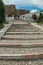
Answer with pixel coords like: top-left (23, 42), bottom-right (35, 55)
top-left (5, 5), bottom-right (30, 17)
top-left (5, 5), bottom-right (16, 16)
top-left (15, 9), bottom-right (30, 16)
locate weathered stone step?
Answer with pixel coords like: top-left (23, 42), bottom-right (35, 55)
top-left (2, 37), bottom-right (43, 40)
top-left (6, 32), bottom-right (43, 35)
top-left (8, 28), bottom-right (38, 32)
top-left (0, 53), bottom-right (43, 60)
top-left (8, 29), bottom-right (36, 32)
top-left (8, 24), bottom-right (39, 32)
top-left (0, 60), bottom-right (43, 65)
top-left (0, 41), bottom-right (43, 48)
top-left (0, 47), bottom-right (43, 59)
top-left (0, 47), bottom-right (43, 54)
top-left (2, 34), bottom-right (43, 40)
top-left (9, 24), bottom-right (35, 29)
top-left (13, 20), bottom-right (28, 24)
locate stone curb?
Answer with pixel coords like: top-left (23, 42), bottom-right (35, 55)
top-left (31, 22), bottom-right (43, 30)
top-left (0, 22), bottom-right (12, 39)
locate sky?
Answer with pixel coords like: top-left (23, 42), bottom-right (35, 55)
top-left (3, 0), bottom-right (43, 11)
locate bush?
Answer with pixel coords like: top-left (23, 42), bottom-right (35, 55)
top-left (37, 12), bottom-right (43, 23)
top-left (0, 0), bottom-right (6, 25)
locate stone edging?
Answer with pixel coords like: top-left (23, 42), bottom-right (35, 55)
top-left (0, 22), bottom-right (12, 39)
top-left (31, 22), bottom-right (43, 30)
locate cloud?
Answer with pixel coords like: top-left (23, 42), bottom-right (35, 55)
top-left (31, 10), bottom-right (38, 13)
top-left (31, 0), bottom-right (43, 9)
top-left (3, 0), bottom-right (43, 9)
top-left (3, 0), bottom-right (22, 5)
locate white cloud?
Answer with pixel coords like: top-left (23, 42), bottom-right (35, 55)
top-left (3, 0), bottom-right (43, 9)
top-left (31, 10), bottom-right (38, 13)
top-left (3, 0), bottom-right (22, 5)
top-left (31, 0), bottom-right (43, 9)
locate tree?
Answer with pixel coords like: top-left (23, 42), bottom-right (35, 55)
top-left (0, 0), bottom-right (6, 25)
top-left (32, 14), bottom-right (37, 21)
top-left (39, 12), bottom-right (43, 19)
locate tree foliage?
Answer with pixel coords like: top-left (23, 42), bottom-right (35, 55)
top-left (37, 12), bottom-right (43, 23)
top-left (0, 0), bottom-right (6, 24)
top-left (32, 14), bottom-right (37, 21)
top-left (32, 11), bottom-right (43, 23)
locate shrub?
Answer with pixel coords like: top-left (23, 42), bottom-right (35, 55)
top-left (37, 12), bottom-right (43, 23)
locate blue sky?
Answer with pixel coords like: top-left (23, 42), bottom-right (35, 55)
top-left (3, 0), bottom-right (43, 11)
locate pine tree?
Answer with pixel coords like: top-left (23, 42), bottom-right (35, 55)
top-left (0, 0), bottom-right (6, 24)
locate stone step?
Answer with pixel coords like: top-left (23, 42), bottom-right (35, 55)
top-left (0, 60), bottom-right (43, 65)
top-left (8, 28), bottom-right (38, 32)
top-left (2, 34), bottom-right (43, 40)
top-left (13, 22), bottom-right (28, 24)
top-left (9, 24), bottom-right (34, 29)
top-left (0, 53), bottom-right (43, 60)
top-left (8, 24), bottom-right (40, 32)
top-left (13, 20), bottom-right (28, 24)
top-left (0, 40), bottom-right (43, 48)
top-left (8, 29), bottom-right (36, 32)
top-left (0, 47), bottom-right (43, 59)
top-left (0, 47), bottom-right (43, 54)
top-left (6, 32), bottom-right (43, 35)
top-left (2, 37), bottom-right (43, 40)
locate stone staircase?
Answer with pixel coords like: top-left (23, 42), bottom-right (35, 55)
top-left (0, 20), bottom-right (43, 65)
top-left (7, 24), bottom-right (40, 32)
